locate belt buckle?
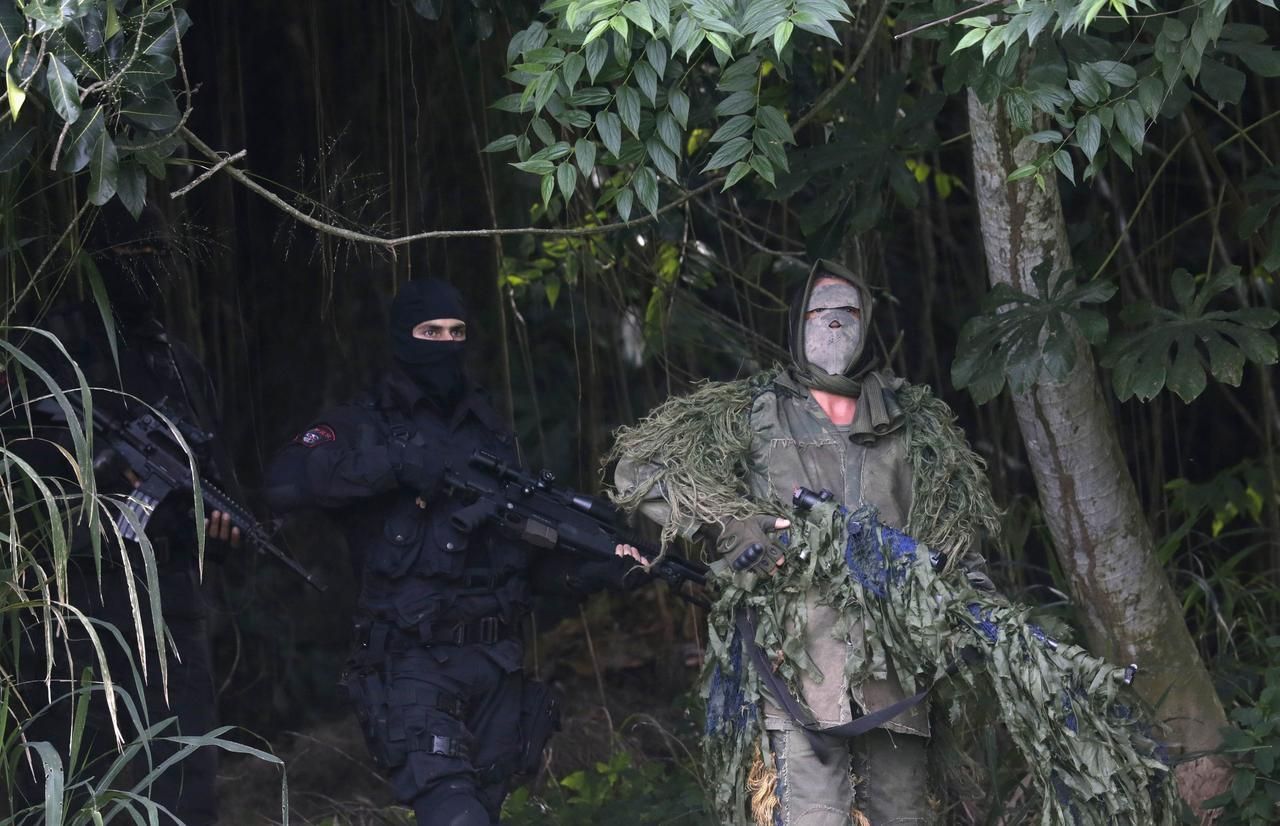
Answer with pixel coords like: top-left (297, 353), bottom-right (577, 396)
top-left (451, 622), bottom-right (469, 646)
top-left (428, 734), bottom-right (470, 760)
top-left (479, 616), bottom-right (500, 644)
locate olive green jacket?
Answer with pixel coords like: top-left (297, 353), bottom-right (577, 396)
top-left (745, 370), bottom-right (927, 734)
top-left (615, 370), bottom-right (949, 735)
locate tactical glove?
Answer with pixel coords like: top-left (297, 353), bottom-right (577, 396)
top-left (716, 514), bottom-right (787, 574)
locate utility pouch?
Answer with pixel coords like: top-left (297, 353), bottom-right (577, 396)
top-left (518, 680), bottom-right (561, 776)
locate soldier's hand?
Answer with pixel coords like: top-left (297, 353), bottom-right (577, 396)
top-left (204, 510), bottom-right (242, 549)
top-left (718, 515), bottom-right (790, 575)
top-left (615, 543), bottom-right (645, 563)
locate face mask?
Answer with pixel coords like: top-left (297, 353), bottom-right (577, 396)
top-left (803, 280), bottom-right (863, 376)
top-left (390, 279), bottom-right (468, 408)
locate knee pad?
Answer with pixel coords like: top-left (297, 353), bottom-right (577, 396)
top-left (414, 787), bottom-right (493, 826)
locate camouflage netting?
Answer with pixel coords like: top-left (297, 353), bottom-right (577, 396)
top-left (605, 373), bottom-right (771, 549)
top-left (703, 503), bottom-right (1178, 826)
top-left (608, 375), bottom-right (1174, 824)
top-left (604, 371), bottom-right (1000, 555)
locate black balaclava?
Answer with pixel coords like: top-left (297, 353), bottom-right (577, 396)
top-left (88, 203), bottom-right (173, 330)
top-left (389, 278), bottom-right (468, 409)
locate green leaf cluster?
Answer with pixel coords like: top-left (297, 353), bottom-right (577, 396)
top-left (953, 264), bottom-right (1278, 407)
top-left (0, 1), bottom-right (192, 215)
top-left (953, 261), bottom-right (1116, 404)
top-left (773, 73), bottom-right (944, 255)
top-left (501, 748), bottom-right (711, 825)
top-left (1164, 459), bottom-right (1275, 543)
top-left (1101, 268), bottom-right (1279, 403)
top-left (489, 0), bottom-right (845, 220)
top-left (957, 2), bottom-right (1277, 185)
top-left (1204, 638), bottom-right (1280, 825)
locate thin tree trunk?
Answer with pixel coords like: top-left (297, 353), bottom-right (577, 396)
top-left (966, 88), bottom-right (1232, 815)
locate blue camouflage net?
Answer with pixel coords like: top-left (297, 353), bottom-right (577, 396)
top-left (843, 508), bottom-right (919, 598)
top-left (706, 629), bottom-right (754, 736)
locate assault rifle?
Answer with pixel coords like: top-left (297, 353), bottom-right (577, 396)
top-left (33, 393), bottom-right (326, 592)
top-left (442, 451), bottom-right (710, 607)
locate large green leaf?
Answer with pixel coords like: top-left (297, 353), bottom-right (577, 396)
top-left (616, 85), bottom-right (642, 136)
top-left (45, 53), bottom-right (81, 123)
top-left (953, 262), bottom-right (1117, 404)
top-left (25, 0), bottom-right (76, 35)
top-left (556, 161), bottom-right (578, 198)
top-left (1101, 268), bottom-right (1280, 403)
top-left (1199, 56), bottom-right (1245, 105)
top-left (87, 130), bottom-right (120, 206)
top-left (656, 111), bottom-right (681, 154)
top-left (141, 6), bottom-right (193, 58)
top-left (114, 160), bottom-right (148, 218)
top-left (58, 105), bottom-right (105, 174)
top-left (596, 110), bottom-right (622, 157)
top-left (668, 87), bottom-right (689, 128)
top-left (0, 4), bottom-right (23, 64)
top-left (634, 165), bottom-right (659, 214)
top-left (702, 136), bottom-right (751, 171)
top-left (646, 138), bottom-right (678, 179)
top-left (121, 54), bottom-right (177, 97)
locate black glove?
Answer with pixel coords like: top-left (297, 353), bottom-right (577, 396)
top-left (717, 514), bottom-right (786, 574)
top-left (390, 441), bottom-right (445, 496)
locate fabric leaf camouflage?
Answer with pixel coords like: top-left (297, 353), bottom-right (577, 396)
top-left (608, 373), bottom-right (1174, 824)
top-left (703, 502), bottom-right (1178, 826)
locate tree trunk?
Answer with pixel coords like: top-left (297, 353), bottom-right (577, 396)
top-left (966, 88), bottom-right (1232, 815)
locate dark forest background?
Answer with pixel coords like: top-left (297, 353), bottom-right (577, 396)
top-left (2, 0), bottom-right (1279, 822)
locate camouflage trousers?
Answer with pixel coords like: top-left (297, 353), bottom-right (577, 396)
top-left (766, 720), bottom-right (932, 826)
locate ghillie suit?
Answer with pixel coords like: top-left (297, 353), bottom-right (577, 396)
top-left (607, 375), bottom-right (1177, 825)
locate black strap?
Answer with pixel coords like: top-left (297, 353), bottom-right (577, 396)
top-left (735, 609), bottom-right (980, 751)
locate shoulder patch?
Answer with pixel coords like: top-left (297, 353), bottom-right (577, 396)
top-left (294, 424), bottom-right (336, 448)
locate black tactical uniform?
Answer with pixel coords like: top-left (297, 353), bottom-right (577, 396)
top-left (11, 284), bottom-right (226, 822)
top-left (265, 279), bottom-right (625, 825)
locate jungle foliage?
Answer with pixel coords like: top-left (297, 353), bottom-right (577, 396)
top-left (1, 0), bottom-right (1278, 821)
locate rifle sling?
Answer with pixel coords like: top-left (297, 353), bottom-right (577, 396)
top-left (734, 608), bottom-right (980, 752)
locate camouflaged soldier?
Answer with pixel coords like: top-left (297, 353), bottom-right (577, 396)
top-left (611, 260), bottom-right (999, 826)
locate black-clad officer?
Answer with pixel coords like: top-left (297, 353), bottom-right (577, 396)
top-left (10, 206), bottom-right (236, 825)
top-left (264, 278), bottom-right (631, 825)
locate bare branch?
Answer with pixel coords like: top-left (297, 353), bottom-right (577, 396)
top-left (177, 127), bottom-right (720, 246)
top-left (169, 149), bottom-right (247, 198)
top-left (894, 0), bottom-right (1003, 40)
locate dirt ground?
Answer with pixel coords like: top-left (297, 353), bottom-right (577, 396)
top-left (216, 591), bottom-right (707, 824)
